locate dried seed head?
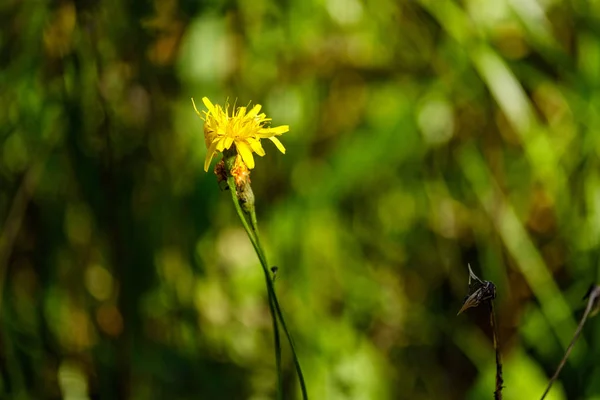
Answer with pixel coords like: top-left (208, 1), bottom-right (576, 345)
top-left (457, 264), bottom-right (496, 315)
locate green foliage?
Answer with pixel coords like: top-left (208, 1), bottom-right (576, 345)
top-left (1, 0), bottom-right (600, 398)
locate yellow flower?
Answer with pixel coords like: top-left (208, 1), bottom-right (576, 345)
top-left (192, 97), bottom-right (289, 172)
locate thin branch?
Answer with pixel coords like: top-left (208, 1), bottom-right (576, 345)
top-left (458, 264), bottom-right (502, 399)
top-left (226, 176), bottom-right (308, 399)
top-left (225, 176), bottom-right (284, 398)
top-left (489, 301), bottom-right (503, 400)
top-left (540, 285), bottom-right (600, 400)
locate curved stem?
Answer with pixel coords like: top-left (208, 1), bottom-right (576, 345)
top-left (540, 286), bottom-right (600, 400)
top-left (226, 177), bottom-right (283, 398)
top-left (226, 177), bottom-right (308, 399)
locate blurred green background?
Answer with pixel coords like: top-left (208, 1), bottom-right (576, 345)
top-left (1, 0), bottom-right (600, 398)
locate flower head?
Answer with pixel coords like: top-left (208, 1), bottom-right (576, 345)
top-left (192, 97), bottom-right (289, 171)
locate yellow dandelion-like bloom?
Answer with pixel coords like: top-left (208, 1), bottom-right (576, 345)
top-left (192, 97), bottom-right (289, 172)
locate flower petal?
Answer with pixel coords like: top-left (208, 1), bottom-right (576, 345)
top-left (236, 141), bottom-right (255, 169)
top-left (258, 125), bottom-right (289, 137)
top-left (270, 125), bottom-right (289, 135)
top-left (216, 137), bottom-right (228, 152)
top-left (204, 140), bottom-right (220, 172)
top-left (268, 136), bottom-right (286, 154)
top-left (249, 139), bottom-right (266, 156)
top-left (223, 136), bottom-right (234, 150)
top-left (202, 97), bottom-right (216, 115)
top-left (247, 104), bottom-right (262, 118)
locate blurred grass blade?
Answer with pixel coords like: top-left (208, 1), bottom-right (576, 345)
top-left (458, 144), bottom-right (579, 350)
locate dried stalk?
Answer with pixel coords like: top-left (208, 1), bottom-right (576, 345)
top-left (540, 285), bottom-right (600, 400)
top-left (458, 264), bottom-right (503, 399)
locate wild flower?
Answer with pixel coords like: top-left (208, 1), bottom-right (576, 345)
top-left (192, 97), bottom-right (288, 171)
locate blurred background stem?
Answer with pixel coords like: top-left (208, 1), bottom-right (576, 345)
top-left (540, 285), bottom-right (600, 400)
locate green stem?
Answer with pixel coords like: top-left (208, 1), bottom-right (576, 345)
top-left (251, 227), bottom-right (308, 400)
top-left (248, 205), bottom-right (307, 400)
top-left (226, 177), bottom-right (283, 399)
top-left (226, 176), bottom-right (308, 399)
